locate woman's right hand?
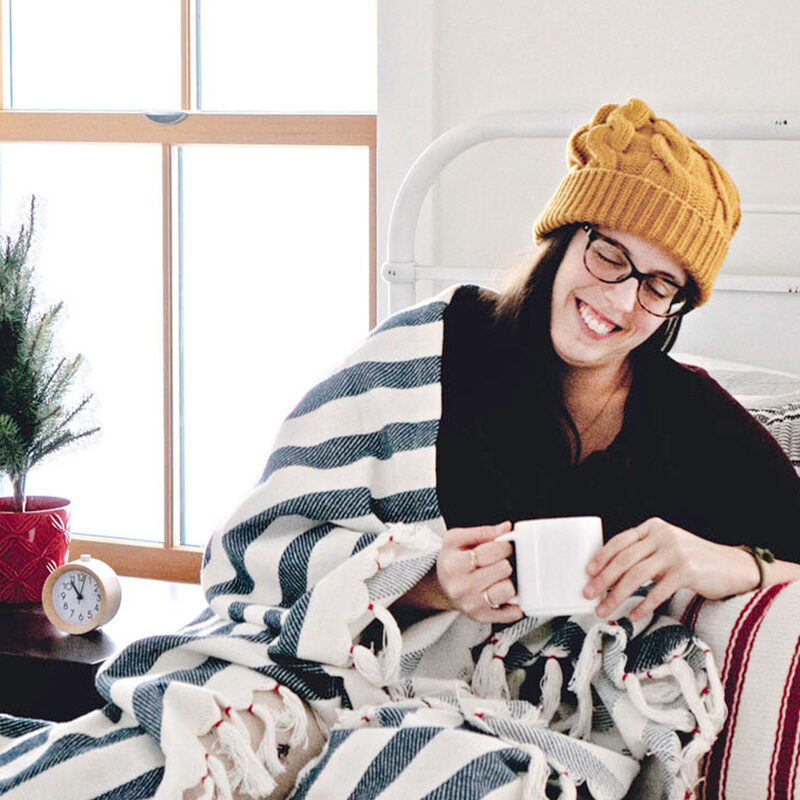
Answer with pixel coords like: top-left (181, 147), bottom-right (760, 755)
top-left (436, 520), bottom-right (524, 623)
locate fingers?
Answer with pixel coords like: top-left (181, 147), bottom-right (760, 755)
top-left (466, 539), bottom-right (514, 571)
top-left (584, 535), bottom-right (658, 601)
top-left (485, 578), bottom-right (517, 606)
top-left (586, 519), bottom-right (658, 578)
top-left (628, 575), bottom-right (681, 622)
top-left (446, 520), bottom-right (512, 549)
top-left (476, 579), bottom-right (523, 623)
top-left (595, 554), bottom-right (663, 619)
top-left (477, 557), bottom-right (514, 591)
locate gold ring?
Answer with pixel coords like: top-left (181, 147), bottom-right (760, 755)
top-left (483, 588), bottom-right (502, 610)
top-left (469, 549), bottom-right (479, 571)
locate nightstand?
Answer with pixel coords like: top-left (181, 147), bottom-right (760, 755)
top-left (0, 576), bottom-right (206, 722)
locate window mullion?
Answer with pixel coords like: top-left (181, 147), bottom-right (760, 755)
top-left (181, 0), bottom-right (195, 111)
top-left (162, 142), bottom-right (177, 549)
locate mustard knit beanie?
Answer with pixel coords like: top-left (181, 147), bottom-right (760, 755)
top-left (533, 98), bottom-right (741, 307)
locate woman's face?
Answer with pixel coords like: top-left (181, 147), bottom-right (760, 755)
top-left (550, 225), bottom-right (689, 373)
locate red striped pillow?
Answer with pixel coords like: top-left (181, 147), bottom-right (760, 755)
top-left (668, 583), bottom-right (800, 799)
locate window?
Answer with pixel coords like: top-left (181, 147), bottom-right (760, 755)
top-left (0, 0), bottom-right (377, 582)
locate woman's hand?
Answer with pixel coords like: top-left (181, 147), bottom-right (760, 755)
top-left (582, 517), bottom-right (761, 622)
top-left (436, 520), bottom-right (525, 624)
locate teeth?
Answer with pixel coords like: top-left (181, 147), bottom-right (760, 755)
top-left (578, 301), bottom-right (614, 335)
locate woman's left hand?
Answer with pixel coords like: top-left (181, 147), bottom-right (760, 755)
top-left (582, 517), bottom-right (760, 622)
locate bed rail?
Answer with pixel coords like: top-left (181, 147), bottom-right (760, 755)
top-left (382, 109), bottom-right (800, 314)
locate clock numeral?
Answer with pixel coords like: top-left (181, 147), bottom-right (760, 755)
top-left (94, 604), bottom-right (99, 611)
top-left (78, 614), bottom-right (84, 621)
top-left (60, 592), bottom-right (66, 600)
top-left (63, 602), bottom-right (68, 609)
top-left (70, 609), bottom-right (74, 617)
top-left (87, 611), bottom-right (93, 619)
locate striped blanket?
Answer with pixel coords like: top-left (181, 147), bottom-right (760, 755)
top-left (0, 283), bottom-right (726, 800)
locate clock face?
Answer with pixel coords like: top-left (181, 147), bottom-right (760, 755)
top-left (50, 569), bottom-right (103, 626)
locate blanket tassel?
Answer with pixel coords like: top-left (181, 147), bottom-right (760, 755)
top-left (521, 747), bottom-right (550, 799)
top-left (352, 602), bottom-right (403, 687)
top-left (250, 701), bottom-right (286, 776)
top-left (274, 685), bottom-right (311, 751)
top-left (206, 753), bottom-right (235, 800)
top-left (557, 771), bottom-right (578, 800)
top-left (540, 656), bottom-right (563, 725)
top-left (215, 712), bottom-right (278, 799)
top-left (566, 628), bottom-right (603, 740)
top-left (670, 657), bottom-right (725, 791)
top-left (624, 672), bottom-right (695, 730)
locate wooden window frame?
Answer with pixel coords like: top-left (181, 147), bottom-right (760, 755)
top-left (0, 1), bottom-right (376, 583)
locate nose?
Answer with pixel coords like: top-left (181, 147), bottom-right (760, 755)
top-left (602, 276), bottom-right (639, 314)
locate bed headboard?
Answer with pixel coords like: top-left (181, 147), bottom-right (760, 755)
top-left (381, 109), bottom-right (800, 375)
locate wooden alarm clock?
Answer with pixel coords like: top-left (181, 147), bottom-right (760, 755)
top-left (42, 554), bottom-right (122, 634)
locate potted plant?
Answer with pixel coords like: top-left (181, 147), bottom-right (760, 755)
top-left (0, 197), bottom-right (100, 603)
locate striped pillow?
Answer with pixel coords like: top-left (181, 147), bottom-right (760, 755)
top-left (745, 394), bottom-right (800, 476)
top-left (664, 583), bottom-right (800, 799)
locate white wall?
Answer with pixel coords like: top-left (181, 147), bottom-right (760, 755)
top-left (377, 1), bottom-right (800, 370)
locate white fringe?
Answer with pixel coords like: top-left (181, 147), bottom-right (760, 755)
top-left (557, 771), bottom-right (578, 800)
top-left (351, 605), bottom-right (403, 689)
top-left (196, 774), bottom-right (215, 800)
top-left (671, 655), bottom-right (727, 793)
top-left (521, 746), bottom-right (550, 799)
top-left (567, 627), bottom-right (604, 739)
top-left (540, 656), bottom-right (563, 724)
top-left (206, 753), bottom-right (234, 800)
top-left (701, 645), bottom-right (727, 730)
top-left (623, 672), bottom-right (695, 730)
top-left (274, 685), bottom-right (311, 751)
top-left (214, 716), bottom-right (278, 799)
top-left (470, 631), bottom-right (513, 700)
top-left (249, 701), bottom-right (286, 776)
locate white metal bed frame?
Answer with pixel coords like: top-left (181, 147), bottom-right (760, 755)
top-left (380, 109), bottom-right (800, 373)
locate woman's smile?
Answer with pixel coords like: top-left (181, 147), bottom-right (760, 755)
top-left (575, 298), bottom-right (622, 339)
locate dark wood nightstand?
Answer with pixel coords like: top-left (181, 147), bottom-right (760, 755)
top-left (0, 576), bottom-right (206, 722)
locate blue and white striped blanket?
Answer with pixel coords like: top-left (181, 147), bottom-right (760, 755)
top-left (0, 284), bottom-right (725, 800)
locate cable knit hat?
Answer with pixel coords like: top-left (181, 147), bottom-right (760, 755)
top-left (533, 98), bottom-right (741, 306)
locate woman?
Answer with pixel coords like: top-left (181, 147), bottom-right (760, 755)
top-left (395, 99), bottom-right (800, 636)
top-left (4, 98), bottom-right (800, 800)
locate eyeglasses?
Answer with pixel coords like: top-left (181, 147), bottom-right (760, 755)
top-left (581, 224), bottom-right (691, 318)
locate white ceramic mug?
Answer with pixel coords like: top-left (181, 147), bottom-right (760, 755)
top-left (497, 516), bottom-right (603, 616)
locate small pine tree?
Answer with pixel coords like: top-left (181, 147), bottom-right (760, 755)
top-left (0, 196), bottom-right (100, 511)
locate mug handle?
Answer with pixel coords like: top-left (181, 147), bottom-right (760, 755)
top-left (495, 531), bottom-right (522, 606)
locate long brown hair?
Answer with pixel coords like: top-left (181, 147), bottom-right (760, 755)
top-left (478, 224), bottom-right (684, 464)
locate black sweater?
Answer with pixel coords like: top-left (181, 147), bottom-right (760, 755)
top-left (436, 285), bottom-right (800, 562)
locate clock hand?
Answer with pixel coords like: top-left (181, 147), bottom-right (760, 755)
top-left (69, 578), bottom-right (84, 601)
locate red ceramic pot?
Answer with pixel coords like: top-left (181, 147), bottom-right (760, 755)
top-left (0, 496), bottom-right (71, 604)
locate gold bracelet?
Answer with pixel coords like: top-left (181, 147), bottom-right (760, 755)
top-left (736, 545), bottom-right (776, 590)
